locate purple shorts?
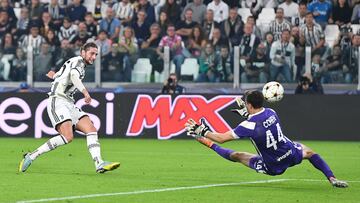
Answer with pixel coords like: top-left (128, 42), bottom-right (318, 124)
top-left (249, 142), bottom-right (303, 176)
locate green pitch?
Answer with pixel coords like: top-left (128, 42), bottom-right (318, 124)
top-left (1, 138), bottom-right (359, 203)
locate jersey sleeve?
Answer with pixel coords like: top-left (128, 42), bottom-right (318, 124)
top-left (70, 68), bottom-right (85, 92)
top-left (232, 120), bottom-right (256, 139)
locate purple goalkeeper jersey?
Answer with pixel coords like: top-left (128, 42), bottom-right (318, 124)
top-left (232, 108), bottom-right (302, 174)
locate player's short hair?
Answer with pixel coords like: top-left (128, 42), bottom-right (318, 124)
top-left (245, 91), bottom-right (264, 109)
top-left (81, 42), bottom-right (98, 52)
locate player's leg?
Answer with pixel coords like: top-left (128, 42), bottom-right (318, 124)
top-left (19, 99), bottom-right (74, 172)
top-left (196, 137), bottom-right (257, 168)
top-left (76, 116), bottom-right (120, 173)
top-left (299, 142), bottom-right (348, 188)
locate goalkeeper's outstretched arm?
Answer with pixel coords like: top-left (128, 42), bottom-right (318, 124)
top-left (204, 131), bottom-right (235, 144)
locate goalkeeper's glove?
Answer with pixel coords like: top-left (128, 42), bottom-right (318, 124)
top-left (231, 97), bottom-right (249, 119)
top-left (185, 118), bottom-right (211, 137)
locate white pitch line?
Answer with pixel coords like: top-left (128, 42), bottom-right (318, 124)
top-left (16, 178), bottom-right (360, 203)
top-left (16, 179), bottom-right (289, 203)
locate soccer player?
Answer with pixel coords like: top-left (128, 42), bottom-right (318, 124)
top-left (19, 42), bottom-right (120, 173)
top-left (185, 91), bottom-right (348, 188)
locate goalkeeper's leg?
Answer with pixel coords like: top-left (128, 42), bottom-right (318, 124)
top-left (300, 143), bottom-right (348, 188)
top-left (195, 136), bottom-right (256, 167)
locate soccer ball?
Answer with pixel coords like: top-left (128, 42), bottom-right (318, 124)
top-left (262, 81), bottom-right (284, 103)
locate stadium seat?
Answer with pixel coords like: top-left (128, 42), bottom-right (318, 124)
top-left (324, 25), bottom-right (340, 47)
top-left (132, 58), bottom-right (152, 83)
top-left (351, 24), bottom-right (360, 34)
top-left (256, 8), bottom-right (275, 37)
top-left (181, 58), bottom-right (199, 81)
top-left (154, 71), bottom-right (165, 83)
top-left (14, 8), bottom-right (21, 20)
top-left (238, 8), bottom-right (252, 23)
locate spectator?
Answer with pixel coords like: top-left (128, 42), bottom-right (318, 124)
top-left (29, 0), bottom-right (44, 20)
top-left (291, 2), bottom-right (307, 27)
top-left (211, 27), bottom-right (229, 54)
top-left (160, 0), bottom-right (181, 24)
top-left (202, 9), bottom-right (221, 40)
top-left (320, 45), bottom-right (345, 83)
top-left (44, 29), bottom-right (60, 56)
top-left (39, 12), bottom-right (56, 36)
top-left (96, 30), bottom-right (112, 72)
top-left (295, 74), bottom-right (323, 94)
top-left (159, 10), bottom-right (170, 36)
top-left (113, 0), bottom-right (134, 25)
top-left (0, 11), bottom-right (14, 40)
top-left (291, 26), bottom-right (305, 79)
top-left (11, 48), bottom-right (27, 81)
top-left (241, 0), bottom-right (262, 17)
top-left (19, 24), bottom-right (45, 55)
top-left (34, 42), bottom-right (53, 81)
top-left (141, 23), bottom-right (163, 73)
top-left (130, 9), bottom-right (151, 46)
top-left (176, 8), bottom-right (198, 43)
top-left (103, 43), bottom-right (122, 81)
top-left (264, 32), bottom-right (274, 60)
top-left (218, 45), bottom-right (233, 82)
top-left (12, 7), bottom-right (30, 40)
top-left (269, 29), bottom-right (295, 83)
top-left (66, 0), bottom-right (87, 23)
top-left (118, 26), bottom-right (138, 82)
top-left (329, 0), bottom-right (351, 26)
top-left (241, 43), bottom-right (269, 83)
top-left (278, 0), bottom-right (299, 20)
top-left (351, 3), bottom-right (360, 23)
top-left (58, 17), bottom-right (78, 43)
top-left (0, 33), bottom-right (16, 80)
top-left (206, 0), bottom-right (229, 23)
top-left (72, 22), bottom-right (90, 48)
top-left (307, 0), bottom-right (332, 28)
top-left (246, 16), bottom-right (261, 39)
top-left (100, 7), bottom-right (121, 41)
top-left (239, 23), bottom-right (261, 62)
top-left (197, 42), bottom-right (221, 82)
top-left (54, 39), bottom-right (75, 68)
top-left (185, 25), bottom-right (207, 57)
top-left (300, 12), bottom-right (329, 60)
top-left (343, 34), bottom-right (360, 83)
top-left (221, 7), bottom-right (243, 47)
top-left (181, 0), bottom-right (206, 25)
top-left (336, 25), bottom-right (352, 56)
top-left (44, 0), bottom-right (65, 30)
top-left (0, 0), bottom-right (17, 25)
top-left (269, 8), bottom-right (291, 41)
top-left (84, 12), bottom-right (97, 39)
top-left (157, 24), bottom-right (185, 79)
top-left (135, 0), bottom-right (156, 26)
top-left (161, 73), bottom-right (185, 94)
top-left (93, 0), bottom-right (103, 22)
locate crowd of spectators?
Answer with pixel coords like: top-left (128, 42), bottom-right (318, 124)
top-left (0, 0), bottom-right (359, 84)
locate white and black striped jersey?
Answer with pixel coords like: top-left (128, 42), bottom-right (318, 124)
top-left (291, 15), bottom-right (305, 27)
top-left (58, 24), bottom-right (78, 42)
top-left (48, 56), bottom-right (86, 102)
top-left (300, 23), bottom-right (323, 48)
top-left (19, 34), bottom-right (45, 55)
top-left (269, 19), bottom-right (291, 41)
top-left (112, 2), bottom-right (134, 20)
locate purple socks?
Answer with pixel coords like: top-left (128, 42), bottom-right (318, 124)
top-left (309, 154), bottom-right (335, 179)
top-left (210, 144), bottom-right (236, 162)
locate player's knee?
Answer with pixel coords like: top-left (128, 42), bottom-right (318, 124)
top-left (230, 152), bottom-right (245, 161)
top-left (304, 148), bottom-right (316, 159)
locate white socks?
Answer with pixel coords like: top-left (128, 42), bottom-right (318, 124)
top-left (30, 135), bottom-right (68, 160)
top-left (86, 132), bottom-right (103, 168)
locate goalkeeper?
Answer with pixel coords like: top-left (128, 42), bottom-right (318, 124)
top-left (185, 90), bottom-right (348, 188)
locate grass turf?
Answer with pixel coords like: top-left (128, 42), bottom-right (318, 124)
top-left (0, 138), bottom-right (359, 203)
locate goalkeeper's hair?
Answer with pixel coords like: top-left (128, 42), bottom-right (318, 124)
top-left (245, 90), bottom-right (264, 109)
top-left (80, 42), bottom-right (98, 52)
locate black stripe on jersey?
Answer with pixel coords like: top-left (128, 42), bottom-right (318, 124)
top-left (51, 97), bottom-right (59, 122)
top-left (64, 84), bottom-right (74, 94)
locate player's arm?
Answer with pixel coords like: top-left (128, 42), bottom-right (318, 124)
top-left (70, 69), bottom-right (91, 104)
top-left (204, 131), bottom-right (235, 144)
